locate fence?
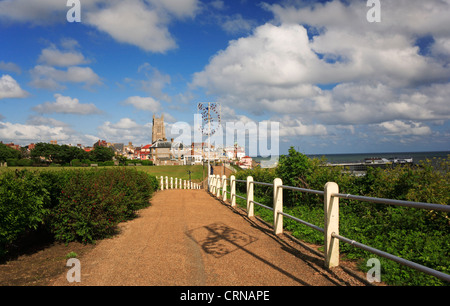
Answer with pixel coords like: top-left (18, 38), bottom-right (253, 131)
top-left (159, 176), bottom-right (201, 190)
top-left (208, 174), bottom-right (450, 283)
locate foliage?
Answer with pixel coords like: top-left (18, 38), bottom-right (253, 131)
top-left (0, 143), bottom-right (21, 162)
top-left (234, 147), bottom-right (449, 286)
top-left (0, 170), bottom-right (51, 258)
top-left (89, 146), bottom-right (115, 162)
top-left (31, 143), bottom-right (89, 164)
top-left (0, 168), bottom-right (159, 258)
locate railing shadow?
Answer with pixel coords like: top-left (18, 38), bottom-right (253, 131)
top-left (210, 193), bottom-right (369, 286)
top-left (186, 221), bottom-right (313, 285)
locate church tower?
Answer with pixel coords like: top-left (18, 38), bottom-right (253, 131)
top-left (152, 114), bottom-right (166, 143)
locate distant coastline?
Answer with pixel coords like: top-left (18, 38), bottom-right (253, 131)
top-left (253, 151), bottom-right (449, 166)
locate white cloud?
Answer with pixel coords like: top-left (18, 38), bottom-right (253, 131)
top-left (111, 118), bottom-right (141, 129)
top-left (123, 96), bottom-right (162, 112)
top-left (378, 120), bottom-right (432, 136)
top-left (98, 118), bottom-right (152, 144)
top-left (136, 63), bottom-right (171, 101)
top-left (38, 47), bottom-right (89, 67)
top-left (0, 0), bottom-right (200, 53)
top-left (30, 65), bottom-right (102, 90)
top-left (192, 0), bottom-right (450, 151)
top-left (0, 74), bottom-right (28, 99)
top-left (85, 1), bottom-right (176, 53)
top-left (0, 117), bottom-right (100, 146)
top-left (0, 121), bottom-right (69, 143)
top-left (0, 61), bottom-right (22, 74)
top-left (220, 14), bottom-right (255, 34)
top-left (0, 0), bottom-right (69, 24)
top-left (33, 94), bottom-right (102, 115)
top-left (27, 115), bottom-right (69, 127)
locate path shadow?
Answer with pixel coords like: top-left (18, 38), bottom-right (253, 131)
top-left (210, 196), bottom-right (369, 286)
top-left (186, 222), bottom-right (313, 285)
top-left (186, 222), bottom-right (257, 258)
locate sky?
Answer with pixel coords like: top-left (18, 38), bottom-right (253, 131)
top-left (0, 0), bottom-right (449, 156)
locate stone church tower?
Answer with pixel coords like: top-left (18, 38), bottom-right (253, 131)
top-left (152, 114), bottom-right (166, 143)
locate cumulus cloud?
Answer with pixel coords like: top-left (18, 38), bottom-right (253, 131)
top-left (30, 65), bottom-right (102, 90)
top-left (98, 118), bottom-right (152, 144)
top-left (0, 0), bottom-right (199, 53)
top-left (33, 94), bottom-right (102, 115)
top-left (38, 47), bottom-right (89, 67)
top-left (0, 121), bottom-right (69, 143)
top-left (123, 96), bottom-right (162, 112)
top-left (378, 120), bottom-right (432, 136)
top-left (84, 0), bottom-right (199, 53)
top-left (0, 61), bottom-right (22, 74)
top-left (0, 74), bottom-right (28, 99)
top-left (192, 0), bottom-right (450, 151)
top-left (136, 63), bottom-right (171, 101)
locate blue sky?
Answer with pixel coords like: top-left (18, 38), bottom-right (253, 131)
top-left (0, 0), bottom-right (449, 155)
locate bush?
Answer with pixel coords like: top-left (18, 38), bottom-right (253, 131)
top-left (5, 159), bottom-right (18, 166)
top-left (234, 148), bottom-right (449, 286)
top-left (0, 170), bottom-right (51, 258)
top-left (0, 167), bottom-right (159, 258)
top-left (16, 159), bottom-right (34, 167)
top-left (50, 168), bottom-right (158, 244)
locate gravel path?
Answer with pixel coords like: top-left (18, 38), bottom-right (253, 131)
top-left (52, 189), bottom-right (368, 286)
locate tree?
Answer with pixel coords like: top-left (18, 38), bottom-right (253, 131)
top-left (0, 143), bottom-right (21, 162)
top-left (31, 143), bottom-right (89, 164)
top-left (89, 146), bottom-right (115, 162)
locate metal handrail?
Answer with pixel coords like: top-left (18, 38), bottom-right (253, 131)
top-left (332, 193), bottom-right (450, 212)
top-left (332, 233), bottom-right (450, 283)
top-left (280, 185), bottom-right (324, 195)
top-left (209, 175), bottom-right (450, 283)
top-left (279, 211), bottom-right (324, 233)
top-left (250, 200), bottom-right (273, 211)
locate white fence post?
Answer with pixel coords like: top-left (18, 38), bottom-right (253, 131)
top-left (165, 176), bottom-right (168, 190)
top-left (222, 175), bottom-right (227, 202)
top-left (170, 177), bottom-right (173, 189)
top-left (175, 177), bottom-right (177, 189)
top-left (211, 175), bottom-right (216, 194)
top-left (324, 182), bottom-right (339, 269)
top-left (216, 174), bottom-right (221, 197)
top-left (160, 176), bottom-right (164, 190)
top-left (230, 175), bottom-right (236, 207)
top-left (273, 178), bottom-right (283, 235)
top-left (247, 176), bottom-right (254, 217)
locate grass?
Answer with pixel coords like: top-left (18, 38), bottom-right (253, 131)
top-left (0, 165), bottom-right (207, 182)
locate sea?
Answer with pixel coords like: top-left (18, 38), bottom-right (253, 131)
top-left (253, 151), bottom-right (449, 168)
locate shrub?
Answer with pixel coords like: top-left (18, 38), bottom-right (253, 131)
top-left (0, 170), bottom-right (51, 257)
top-left (49, 168), bottom-right (158, 244)
top-left (0, 167), bottom-right (159, 258)
top-left (233, 148), bottom-right (449, 286)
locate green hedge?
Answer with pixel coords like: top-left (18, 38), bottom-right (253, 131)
top-left (0, 168), bottom-right (159, 258)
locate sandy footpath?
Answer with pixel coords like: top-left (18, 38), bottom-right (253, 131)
top-left (52, 189), bottom-right (367, 286)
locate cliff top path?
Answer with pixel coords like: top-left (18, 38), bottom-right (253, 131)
top-left (52, 189), bottom-right (368, 286)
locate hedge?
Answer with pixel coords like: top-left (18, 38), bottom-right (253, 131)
top-left (0, 168), bottom-right (159, 258)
